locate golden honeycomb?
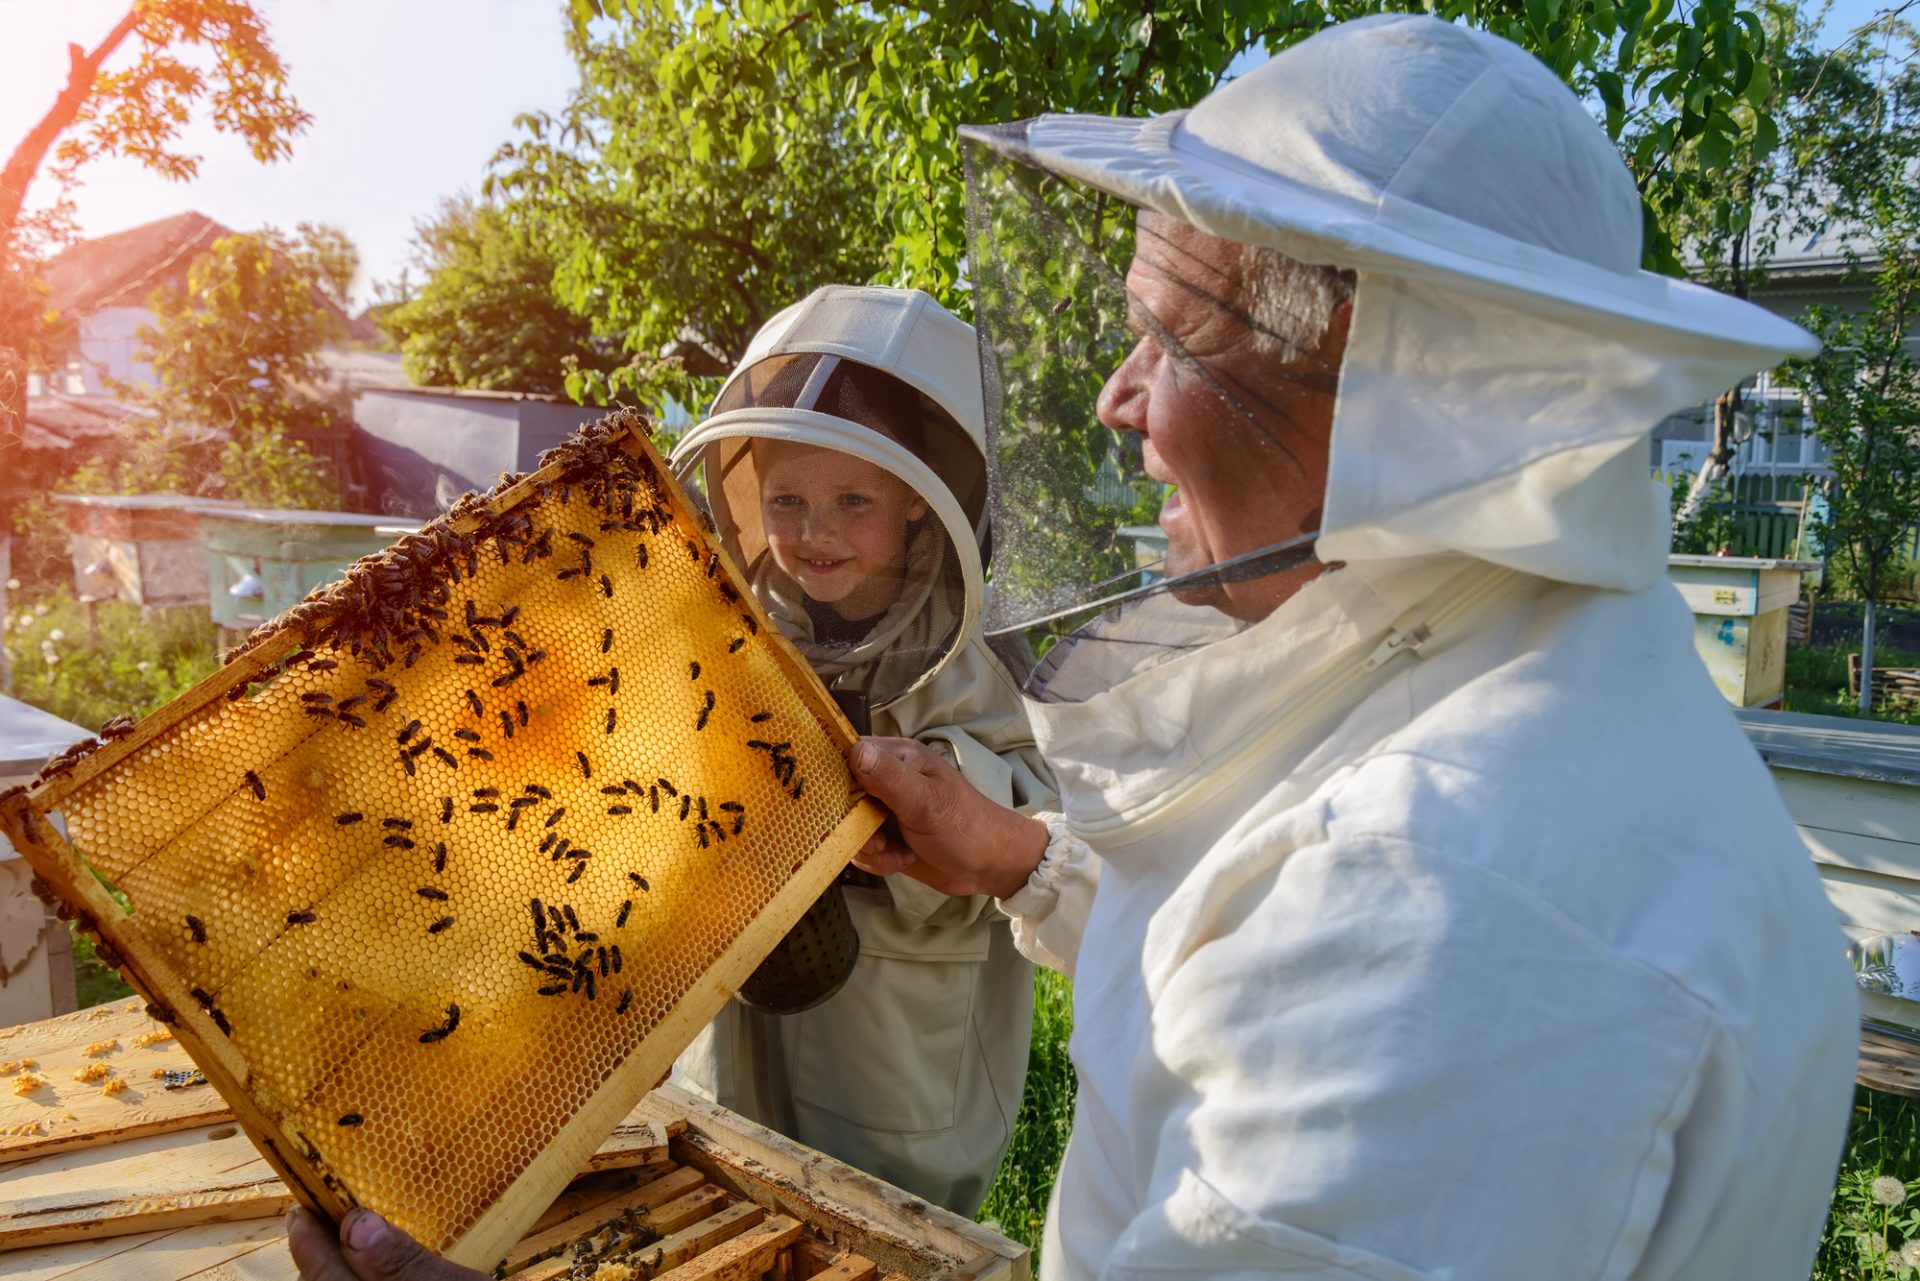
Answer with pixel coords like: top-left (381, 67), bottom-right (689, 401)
top-left (0, 412), bottom-right (881, 1268)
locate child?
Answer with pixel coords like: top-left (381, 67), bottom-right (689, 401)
top-left (668, 286), bottom-right (1054, 1216)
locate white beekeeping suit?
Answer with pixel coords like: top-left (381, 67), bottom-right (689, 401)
top-left (959, 14), bottom-right (1857, 1279)
top-left (669, 287), bottom-right (1054, 1215)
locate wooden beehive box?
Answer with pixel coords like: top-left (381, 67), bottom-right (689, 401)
top-left (0, 1002), bottom-right (1030, 1280)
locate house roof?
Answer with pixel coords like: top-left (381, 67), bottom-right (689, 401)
top-left (41, 212), bottom-right (232, 315)
top-left (21, 393), bottom-right (142, 452)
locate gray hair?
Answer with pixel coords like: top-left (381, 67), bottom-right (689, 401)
top-left (1228, 240), bottom-right (1356, 366)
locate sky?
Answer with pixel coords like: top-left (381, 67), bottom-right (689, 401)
top-left (0, 0), bottom-right (580, 309)
top-left (0, 0), bottom-right (1904, 311)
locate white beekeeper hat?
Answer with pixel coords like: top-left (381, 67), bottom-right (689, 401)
top-left (963, 12), bottom-right (1817, 591)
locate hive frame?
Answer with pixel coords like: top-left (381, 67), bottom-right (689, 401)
top-left (0, 411), bottom-right (884, 1270)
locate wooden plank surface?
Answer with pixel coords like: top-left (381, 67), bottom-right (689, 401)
top-left (1801, 823), bottom-right (1920, 882)
top-left (653, 1215), bottom-right (804, 1281)
top-left (1816, 864), bottom-right (1920, 940)
top-left (0, 1108), bottom-right (679, 1250)
top-left (0, 1001), bottom-right (224, 1163)
top-left (1862, 1022), bottom-right (1920, 1098)
top-left (1773, 769), bottom-right (1920, 845)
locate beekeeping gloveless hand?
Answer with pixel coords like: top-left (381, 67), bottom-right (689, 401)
top-left (848, 736), bottom-right (1047, 900)
top-left (286, 1207), bottom-right (485, 1281)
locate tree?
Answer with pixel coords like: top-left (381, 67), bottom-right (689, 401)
top-left (380, 195), bottom-right (609, 396)
top-left (0, 0), bottom-right (309, 461)
top-left (489, 1), bottom-right (892, 408)
top-left (120, 226), bottom-right (350, 510)
top-left (1777, 20), bottom-right (1920, 714)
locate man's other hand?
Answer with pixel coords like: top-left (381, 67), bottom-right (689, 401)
top-left (848, 736), bottom-right (1048, 900)
top-left (287, 1206), bottom-right (488, 1281)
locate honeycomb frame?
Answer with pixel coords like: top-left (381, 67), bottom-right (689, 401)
top-left (0, 410), bottom-right (884, 1270)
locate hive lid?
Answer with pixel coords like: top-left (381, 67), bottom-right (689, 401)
top-left (0, 410), bottom-right (883, 1270)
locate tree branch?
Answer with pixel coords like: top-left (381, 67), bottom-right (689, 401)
top-left (0, 5), bottom-right (142, 245)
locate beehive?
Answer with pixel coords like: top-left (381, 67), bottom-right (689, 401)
top-left (0, 411), bottom-right (884, 1270)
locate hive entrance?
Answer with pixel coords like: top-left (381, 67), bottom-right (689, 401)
top-left (0, 411), bottom-right (882, 1269)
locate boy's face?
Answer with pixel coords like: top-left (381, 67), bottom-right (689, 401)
top-left (756, 440), bottom-right (929, 621)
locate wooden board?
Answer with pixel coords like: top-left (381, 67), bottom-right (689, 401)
top-left (0, 1001), bottom-right (223, 1163)
top-left (0, 1108), bottom-right (681, 1250)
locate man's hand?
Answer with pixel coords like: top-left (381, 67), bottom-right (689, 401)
top-left (287, 1206), bottom-right (488, 1281)
top-left (848, 737), bottom-right (1048, 901)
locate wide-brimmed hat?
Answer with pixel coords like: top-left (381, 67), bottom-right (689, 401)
top-left (960, 13), bottom-right (1816, 591)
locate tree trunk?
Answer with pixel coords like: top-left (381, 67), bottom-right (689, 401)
top-left (1674, 387), bottom-right (1744, 531)
top-left (1861, 596), bottom-right (1878, 717)
top-left (0, 9), bottom-right (139, 239)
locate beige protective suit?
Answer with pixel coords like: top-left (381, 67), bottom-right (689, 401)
top-left (669, 287), bottom-right (1053, 1215)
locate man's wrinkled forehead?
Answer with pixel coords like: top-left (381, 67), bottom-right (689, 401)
top-left (1131, 211), bottom-right (1246, 295)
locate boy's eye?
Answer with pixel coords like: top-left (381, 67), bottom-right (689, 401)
top-left (768, 494), bottom-right (802, 508)
top-left (838, 493), bottom-right (873, 508)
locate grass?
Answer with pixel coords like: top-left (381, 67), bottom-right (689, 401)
top-left (978, 968), bottom-right (1076, 1257)
top-left (1786, 640), bottom-right (1920, 725)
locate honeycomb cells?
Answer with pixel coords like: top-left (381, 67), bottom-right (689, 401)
top-left (53, 456), bottom-right (858, 1252)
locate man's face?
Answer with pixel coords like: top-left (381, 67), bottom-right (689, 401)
top-left (1095, 217), bottom-right (1350, 622)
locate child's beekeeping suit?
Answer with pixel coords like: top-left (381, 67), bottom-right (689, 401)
top-left (668, 286), bottom-right (1054, 1215)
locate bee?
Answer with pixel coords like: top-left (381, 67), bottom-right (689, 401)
top-left (470, 802), bottom-right (499, 814)
top-left (741, 614), bottom-right (759, 636)
top-left (466, 630), bottom-right (489, 654)
top-left (685, 539), bottom-right (701, 562)
top-left (372, 689), bottom-right (397, 712)
top-left (418, 1003), bottom-right (460, 1043)
top-left (337, 695), bottom-right (367, 711)
top-left (538, 983), bottom-right (567, 997)
top-left (530, 899), bottom-right (546, 938)
top-left (451, 633), bottom-right (476, 652)
top-left (504, 807), bottom-right (519, 830)
top-left (610, 667), bottom-right (621, 695)
top-left (636, 544), bottom-right (649, 569)
top-left (599, 574), bottom-right (613, 598)
top-left (453, 728), bottom-right (481, 743)
top-left (526, 650), bottom-right (548, 665)
top-left (512, 795), bottom-right (540, 808)
top-left (287, 909), bottom-right (318, 925)
top-left (539, 832), bottom-right (557, 853)
top-left (749, 711), bottom-right (772, 723)
top-left (244, 770), bottom-right (265, 800)
top-left (649, 785), bottom-right (659, 812)
top-left (336, 713), bottom-right (367, 729)
top-left (336, 812), bottom-right (365, 826)
top-left (728, 637), bottom-right (745, 654)
top-left (562, 905), bottom-right (579, 932)
top-left (611, 946), bottom-right (623, 973)
top-left (791, 778), bottom-right (805, 800)
top-left (307, 659), bottom-right (339, 673)
top-left (616, 989), bottom-right (633, 1014)
top-left (598, 785), bottom-right (626, 797)
top-left (304, 706), bottom-right (335, 720)
top-left (517, 951), bottom-right (544, 970)
top-left (465, 690), bottom-right (484, 717)
top-left (490, 669), bottom-right (521, 689)
top-left (565, 861), bottom-right (586, 884)
top-left (706, 553), bottom-right (720, 579)
top-left (399, 753), bottom-right (417, 777)
top-left (656, 777), bottom-right (678, 797)
top-left (605, 708), bottom-right (617, 735)
top-left (576, 930), bottom-right (600, 943)
top-left (607, 804), bottom-right (632, 816)
top-left (384, 818), bottom-right (414, 830)
top-left (566, 531), bottom-right (594, 548)
top-left (557, 567), bottom-right (583, 582)
top-left (583, 970), bottom-right (597, 1001)
top-left (453, 654), bottom-right (484, 666)
top-left (499, 710), bottom-right (515, 739)
top-left (186, 915), bottom-right (207, 944)
top-left (211, 1010), bottom-right (233, 1035)
top-left (288, 649), bottom-right (317, 666)
top-left (616, 899), bottom-right (632, 928)
top-left (191, 986), bottom-right (215, 1008)
top-left (695, 690), bottom-right (714, 731)
top-left (440, 796), bottom-right (454, 823)
top-left (718, 582), bottom-right (740, 605)
top-left (678, 795), bottom-right (691, 822)
top-left (433, 843), bottom-right (448, 873)
top-left (417, 887), bottom-right (449, 901)
top-left (338, 1113), bottom-right (364, 1127)
top-left (432, 746), bottom-right (458, 769)
top-left (696, 824), bottom-right (710, 849)
top-left (601, 628), bottom-right (613, 654)
top-left (500, 605), bottom-right (519, 627)
top-left (688, 661), bottom-right (701, 681)
top-left (545, 807), bottom-right (566, 828)
top-left (696, 797), bottom-right (709, 822)
top-left (226, 683), bottom-right (248, 702)
top-left (517, 700), bottom-right (529, 727)
top-left (597, 947), bottom-right (609, 977)
top-left (404, 644), bottom-right (423, 668)
top-left (427, 916), bottom-right (454, 934)
top-left (301, 693), bottom-right (334, 706)
top-left (398, 720), bottom-right (422, 745)
top-left (384, 835), bottom-right (416, 849)
top-left (575, 752), bottom-right (591, 780)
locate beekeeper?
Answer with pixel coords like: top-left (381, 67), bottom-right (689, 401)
top-left (285, 16), bottom-right (1856, 1281)
top-left (664, 286), bottom-right (1053, 1216)
top-left (848, 14), bottom-right (1857, 1281)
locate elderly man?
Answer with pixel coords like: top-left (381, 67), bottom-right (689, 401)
top-left (291, 14), bottom-right (1855, 1281)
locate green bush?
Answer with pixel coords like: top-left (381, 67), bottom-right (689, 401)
top-left (1786, 641), bottom-right (1920, 726)
top-left (3, 586), bottom-right (219, 730)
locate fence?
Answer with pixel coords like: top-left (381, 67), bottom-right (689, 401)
top-left (1656, 469), bottom-right (1816, 559)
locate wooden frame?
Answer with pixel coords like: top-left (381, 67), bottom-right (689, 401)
top-left (0, 411), bottom-right (887, 1269)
